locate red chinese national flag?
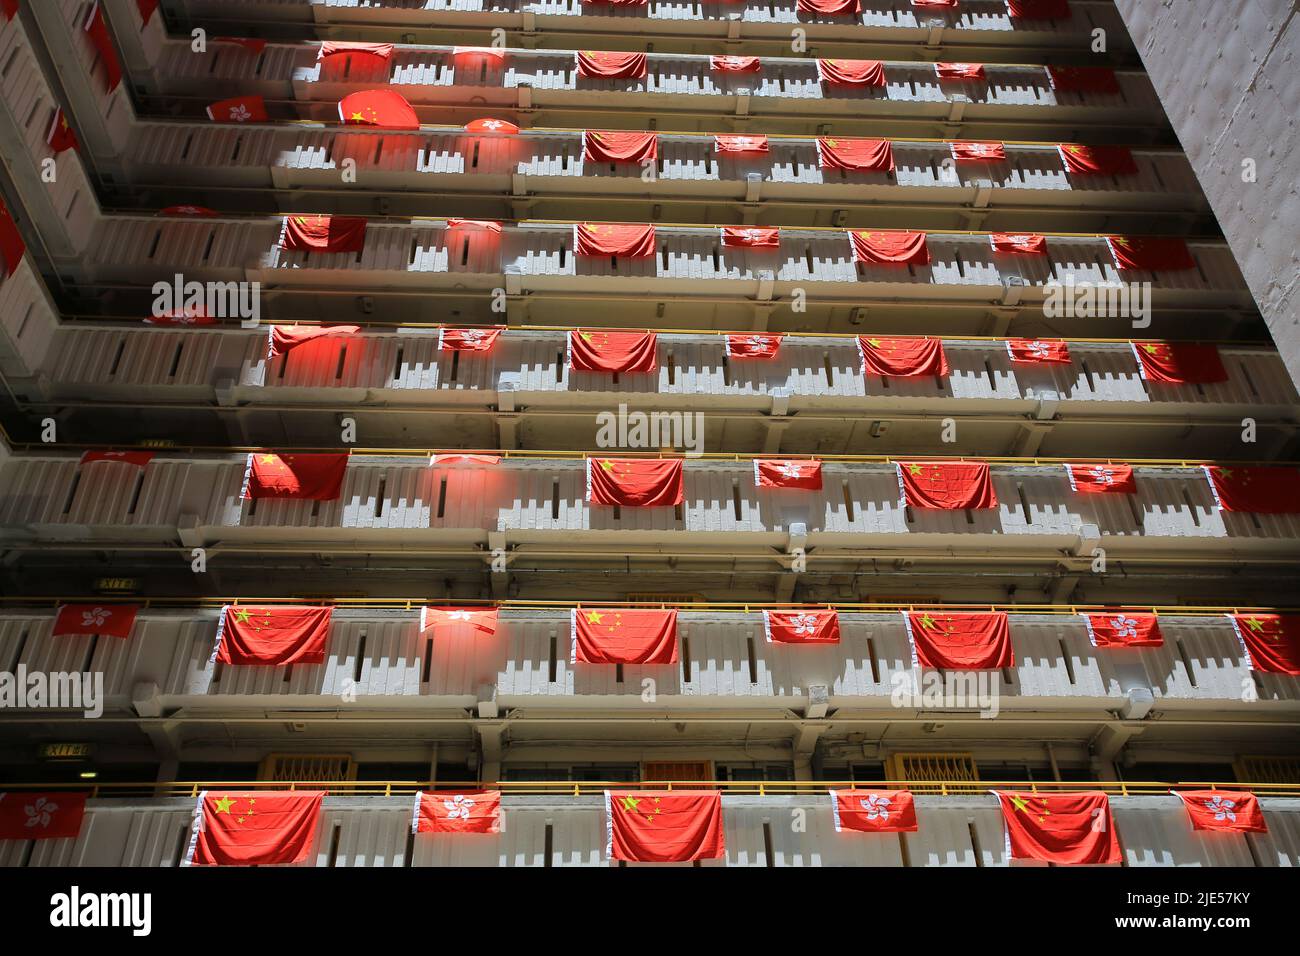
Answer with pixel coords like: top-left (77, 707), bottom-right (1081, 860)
top-left (818, 138), bottom-right (894, 172)
top-left (1083, 611), bottom-right (1163, 648)
top-left (214, 605), bottom-right (332, 666)
top-left (47, 108), bottom-right (78, 154)
top-left (281, 215), bottom-right (367, 254)
top-left (817, 59), bottom-right (886, 87)
top-left (1005, 338), bottom-right (1070, 364)
top-left (268, 325), bottom-right (359, 358)
top-left (1108, 236), bottom-right (1196, 271)
top-left (726, 334), bottom-right (782, 359)
top-left (754, 459), bottom-right (822, 490)
top-left (1048, 66), bottom-right (1120, 94)
top-left (897, 461), bottom-right (997, 509)
top-left (849, 230), bottom-right (928, 265)
top-left (995, 791), bottom-right (1120, 865)
top-left (714, 134), bottom-right (769, 155)
top-left (831, 790), bottom-right (917, 833)
top-left (606, 791), bottom-right (723, 862)
top-left (79, 450), bottom-right (154, 468)
top-left (185, 791), bottom-right (323, 866)
top-left (0, 792), bottom-right (86, 840)
top-left (53, 604), bottom-right (138, 639)
top-left (584, 130), bottom-right (658, 164)
top-left (1132, 342), bottom-right (1227, 384)
top-left (338, 90), bottom-right (419, 130)
top-left (711, 56), bottom-right (762, 74)
top-left (576, 51), bottom-right (647, 80)
top-left (858, 336), bottom-right (948, 377)
top-left (439, 328), bottom-right (501, 352)
top-left (574, 222), bottom-right (656, 258)
top-left (950, 141), bottom-right (1006, 162)
top-left (1007, 0), bottom-right (1071, 17)
top-left (764, 609), bottom-right (840, 645)
top-left (420, 607), bottom-right (499, 636)
top-left (587, 458), bottom-right (683, 508)
top-left (413, 791), bottom-right (502, 834)
top-left (1059, 144), bottom-right (1137, 176)
top-left (935, 63), bottom-right (987, 81)
top-left (206, 95), bottom-right (268, 124)
top-left (1066, 463), bottom-right (1136, 494)
top-left (0, 199), bottom-right (23, 277)
top-left (1203, 466), bottom-right (1300, 514)
top-left (568, 330), bottom-right (658, 372)
top-left (318, 42), bottom-right (394, 62)
top-left (905, 610), bottom-right (1011, 669)
top-left (1173, 791), bottom-right (1267, 834)
top-left (990, 233), bottom-right (1047, 255)
top-left (83, 2), bottom-right (122, 93)
top-left (243, 452), bottom-right (348, 500)
top-left (797, 0), bottom-right (860, 15)
top-left (1229, 614), bottom-right (1300, 676)
top-left (572, 609), bottom-right (678, 664)
top-left (721, 226), bottom-right (780, 249)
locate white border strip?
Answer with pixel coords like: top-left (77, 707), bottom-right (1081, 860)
top-left (207, 606), bottom-right (230, 666)
top-left (1065, 463), bottom-right (1079, 492)
top-left (411, 792), bottom-right (424, 834)
top-left (829, 789), bottom-right (844, 833)
top-left (1225, 613), bottom-right (1253, 669)
top-left (603, 790), bottom-right (614, 860)
top-left (181, 791), bottom-right (206, 866)
top-left (238, 453), bottom-right (254, 500)
top-left (1201, 465), bottom-right (1226, 511)
top-left (1082, 613), bottom-right (1098, 647)
top-left (570, 608), bottom-right (580, 664)
top-left (901, 610), bottom-right (919, 668)
top-left (762, 610), bottom-right (775, 645)
top-left (894, 463), bottom-right (908, 509)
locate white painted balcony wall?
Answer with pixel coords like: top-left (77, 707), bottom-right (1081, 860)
top-left (4, 794), bottom-right (1298, 867)
top-left (2, 608), bottom-right (1298, 711)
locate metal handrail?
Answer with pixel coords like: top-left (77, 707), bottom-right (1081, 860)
top-left (4, 780), bottom-right (1298, 798)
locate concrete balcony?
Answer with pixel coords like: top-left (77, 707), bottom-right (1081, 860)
top-left (3, 792), bottom-right (1297, 867)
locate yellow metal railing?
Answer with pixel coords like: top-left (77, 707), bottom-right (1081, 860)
top-left (4, 780), bottom-right (1298, 799)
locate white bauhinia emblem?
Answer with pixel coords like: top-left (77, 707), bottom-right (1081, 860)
top-left (859, 794), bottom-right (891, 821)
top-left (81, 607), bottom-right (112, 628)
top-left (1025, 341), bottom-right (1052, 360)
top-left (1109, 615), bottom-right (1139, 639)
top-left (482, 120), bottom-right (504, 131)
top-left (1205, 796), bottom-right (1237, 822)
top-left (1006, 234), bottom-right (1032, 244)
top-left (1088, 467), bottom-right (1116, 485)
top-left (740, 335), bottom-right (771, 350)
top-left (24, 797), bottom-right (58, 829)
top-left (446, 610), bottom-right (473, 622)
top-left (229, 104), bottom-right (251, 122)
top-left (788, 613), bottom-right (819, 635)
top-left (459, 330), bottom-right (486, 343)
top-left (443, 794), bottom-right (475, 821)
top-left (778, 462), bottom-right (805, 479)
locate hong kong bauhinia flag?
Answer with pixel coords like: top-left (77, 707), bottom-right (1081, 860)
top-left (605, 791), bottom-right (724, 862)
top-left (714, 134), bottom-right (769, 154)
top-left (213, 605), bottom-right (333, 666)
top-left (0, 792), bottom-right (87, 840)
top-left (818, 138), bottom-right (895, 173)
top-left (587, 457), bottom-right (683, 507)
top-left (268, 325), bottom-right (360, 358)
top-left (413, 790), bottom-right (502, 834)
top-left (1173, 790), bottom-right (1267, 834)
top-left (185, 791), bottom-right (323, 866)
top-left (897, 461), bottom-right (997, 509)
top-left (1227, 614), bottom-right (1300, 675)
top-left (995, 791), bottom-right (1121, 865)
top-left (1006, 339), bottom-right (1069, 364)
top-left (816, 59), bottom-right (885, 87)
top-left (568, 330), bottom-right (658, 372)
top-left (849, 230), bottom-right (929, 265)
top-left (904, 610), bottom-right (1012, 669)
top-left (726, 334), bottom-right (782, 359)
top-left (754, 459), bottom-right (822, 490)
top-left (1202, 465), bottom-right (1300, 513)
top-left (572, 608), bottom-right (678, 664)
top-left (990, 233), bottom-right (1047, 256)
top-left (206, 95), bottom-right (268, 124)
top-left (438, 328), bottom-right (501, 352)
top-left (318, 42), bottom-right (393, 63)
top-left (584, 130), bottom-right (658, 164)
top-left (721, 227), bottom-right (780, 249)
top-left (1059, 144), bottom-right (1137, 176)
top-left (419, 606), bottom-right (499, 636)
top-left (710, 56), bottom-right (762, 74)
top-left (935, 63), bottom-right (987, 81)
top-left (950, 141), bottom-right (1006, 162)
top-left (338, 90), bottom-right (419, 130)
top-left (80, 450), bottom-right (154, 468)
top-left (1108, 236), bottom-right (1196, 271)
top-left (1083, 611), bottom-right (1163, 648)
top-left (575, 51), bottom-right (647, 80)
top-left (53, 604), bottom-right (138, 639)
top-left (243, 452), bottom-right (348, 500)
top-left (763, 609), bottom-right (840, 645)
top-left (1048, 66), bottom-right (1120, 94)
top-left (858, 336), bottom-right (948, 377)
top-left (797, 0), bottom-right (860, 13)
top-left (830, 790), bottom-right (917, 833)
top-left (1066, 463), bottom-right (1136, 494)
top-left (1007, 0), bottom-right (1071, 18)
top-left (1132, 342), bottom-right (1227, 384)
top-left (574, 223), bottom-right (656, 258)
top-left (281, 215), bottom-right (367, 254)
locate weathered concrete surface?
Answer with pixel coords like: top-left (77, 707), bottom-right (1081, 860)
top-left (1116, 0), bottom-right (1298, 386)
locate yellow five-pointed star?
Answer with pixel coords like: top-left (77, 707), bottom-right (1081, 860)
top-left (233, 608), bottom-right (252, 624)
top-left (213, 795), bottom-right (236, 814)
top-left (908, 464), bottom-right (924, 476)
top-left (919, 613), bottom-right (936, 629)
top-left (1245, 617), bottom-right (1265, 631)
top-left (586, 611), bottom-right (604, 624)
top-left (350, 112), bottom-right (365, 121)
top-left (1010, 795), bottom-right (1029, 813)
